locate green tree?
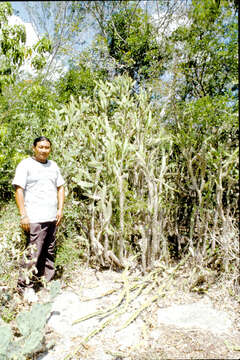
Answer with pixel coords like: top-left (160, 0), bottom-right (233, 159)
top-left (0, 2), bottom-right (52, 92)
top-left (0, 2), bottom-right (54, 200)
top-left (166, 95), bottom-right (238, 251)
top-left (81, 0), bottom-right (137, 37)
top-left (105, 5), bottom-right (168, 80)
top-left (170, 0), bottom-right (238, 100)
top-left (56, 64), bottom-right (106, 103)
top-left (0, 79), bottom-right (58, 200)
top-left (0, 3), bottom-right (26, 94)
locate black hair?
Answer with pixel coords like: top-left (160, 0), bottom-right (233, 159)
top-left (33, 136), bottom-right (52, 147)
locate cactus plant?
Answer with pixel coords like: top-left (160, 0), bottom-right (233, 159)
top-left (0, 280), bottom-right (60, 360)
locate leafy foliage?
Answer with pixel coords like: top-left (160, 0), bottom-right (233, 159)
top-left (0, 2), bottom-right (53, 93)
top-left (56, 64), bottom-right (106, 103)
top-left (105, 5), bottom-right (168, 80)
top-left (0, 3), bottom-right (26, 93)
top-left (170, 0), bottom-right (238, 100)
top-left (166, 95), bottom-right (238, 256)
top-left (0, 79), bottom-right (58, 199)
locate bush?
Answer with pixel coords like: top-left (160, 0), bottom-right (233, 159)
top-left (44, 75), bottom-right (238, 274)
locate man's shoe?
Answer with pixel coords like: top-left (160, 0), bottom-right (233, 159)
top-left (23, 288), bottom-right (38, 302)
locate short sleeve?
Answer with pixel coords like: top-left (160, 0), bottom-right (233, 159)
top-left (12, 160), bottom-right (28, 189)
top-left (56, 165), bottom-right (65, 188)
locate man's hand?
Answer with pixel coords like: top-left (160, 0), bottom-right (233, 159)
top-left (20, 216), bottom-right (30, 232)
top-left (56, 185), bottom-right (65, 226)
top-left (15, 186), bottom-right (30, 232)
top-left (56, 209), bottom-right (63, 226)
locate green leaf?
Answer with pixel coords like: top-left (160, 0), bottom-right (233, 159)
top-left (16, 303), bottom-right (52, 337)
top-left (21, 330), bottom-right (44, 355)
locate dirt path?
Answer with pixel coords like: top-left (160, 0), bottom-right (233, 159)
top-left (36, 266), bottom-right (240, 360)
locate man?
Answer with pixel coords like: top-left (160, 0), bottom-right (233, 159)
top-left (12, 136), bottom-right (65, 293)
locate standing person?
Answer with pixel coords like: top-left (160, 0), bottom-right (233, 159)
top-left (12, 136), bottom-right (65, 294)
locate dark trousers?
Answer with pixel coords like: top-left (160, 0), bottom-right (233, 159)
top-left (18, 221), bottom-right (57, 288)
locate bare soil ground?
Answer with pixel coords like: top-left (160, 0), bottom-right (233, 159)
top-left (34, 262), bottom-right (240, 360)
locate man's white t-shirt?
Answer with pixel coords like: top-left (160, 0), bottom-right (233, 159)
top-left (12, 157), bottom-right (65, 223)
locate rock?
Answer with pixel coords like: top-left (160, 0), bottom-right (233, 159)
top-left (47, 291), bottom-right (99, 338)
top-left (157, 300), bottom-right (232, 334)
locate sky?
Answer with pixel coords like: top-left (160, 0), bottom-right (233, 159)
top-left (11, 1), bottom-right (30, 22)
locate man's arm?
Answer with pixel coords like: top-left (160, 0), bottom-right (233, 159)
top-left (15, 185), bottom-right (30, 232)
top-left (56, 185), bottom-right (65, 226)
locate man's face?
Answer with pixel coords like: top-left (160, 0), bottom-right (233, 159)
top-left (33, 140), bottom-right (51, 163)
